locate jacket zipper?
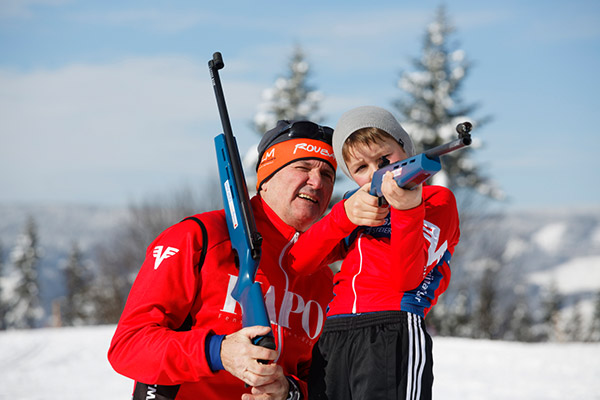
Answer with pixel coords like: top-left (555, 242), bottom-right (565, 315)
top-left (351, 233), bottom-right (365, 314)
top-left (274, 232), bottom-right (299, 362)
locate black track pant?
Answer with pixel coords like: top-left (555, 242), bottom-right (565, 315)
top-left (308, 311), bottom-right (433, 400)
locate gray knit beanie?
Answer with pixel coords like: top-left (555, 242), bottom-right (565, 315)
top-left (333, 106), bottom-right (415, 179)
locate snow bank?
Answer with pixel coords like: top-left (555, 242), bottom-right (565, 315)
top-left (433, 336), bottom-right (600, 399)
top-left (0, 325), bottom-right (132, 399)
top-left (1, 325), bottom-right (599, 399)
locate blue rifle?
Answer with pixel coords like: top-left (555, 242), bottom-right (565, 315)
top-left (368, 122), bottom-right (473, 205)
top-left (209, 52), bottom-right (276, 353)
top-left (130, 53), bottom-right (274, 400)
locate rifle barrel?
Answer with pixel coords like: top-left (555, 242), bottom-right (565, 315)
top-left (209, 52), bottom-right (261, 261)
top-left (424, 135), bottom-right (471, 159)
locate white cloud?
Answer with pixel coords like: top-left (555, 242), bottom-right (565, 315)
top-left (0, 56), bottom-right (265, 204)
top-left (1, 57), bottom-right (205, 163)
top-left (0, 0), bottom-right (70, 19)
top-left (68, 8), bottom-right (212, 33)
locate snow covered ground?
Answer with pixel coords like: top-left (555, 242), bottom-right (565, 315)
top-left (1, 325), bottom-right (599, 399)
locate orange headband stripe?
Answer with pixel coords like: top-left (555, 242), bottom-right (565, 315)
top-left (256, 138), bottom-right (337, 191)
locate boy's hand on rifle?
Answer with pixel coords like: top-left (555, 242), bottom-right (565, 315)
top-left (221, 326), bottom-right (279, 388)
top-left (381, 171), bottom-right (423, 211)
top-left (344, 182), bottom-right (389, 226)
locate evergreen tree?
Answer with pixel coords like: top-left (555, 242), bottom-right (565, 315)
top-left (0, 242), bottom-right (7, 330)
top-left (62, 242), bottom-right (94, 326)
top-left (393, 5), bottom-right (501, 200)
top-left (506, 290), bottom-right (535, 342)
top-left (253, 44), bottom-right (324, 136)
top-left (431, 287), bottom-right (472, 337)
top-left (6, 217), bottom-right (43, 329)
top-left (247, 44), bottom-right (324, 195)
top-left (564, 301), bottom-right (583, 342)
top-left (588, 290), bottom-right (600, 342)
top-left (540, 281), bottom-right (563, 341)
top-left (474, 262), bottom-right (499, 339)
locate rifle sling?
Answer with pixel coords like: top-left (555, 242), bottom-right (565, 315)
top-left (132, 216), bottom-right (208, 400)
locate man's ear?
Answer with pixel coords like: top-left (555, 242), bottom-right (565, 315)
top-left (258, 180), bottom-right (268, 193)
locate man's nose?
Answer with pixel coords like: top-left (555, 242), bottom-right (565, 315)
top-left (307, 169), bottom-right (324, 189)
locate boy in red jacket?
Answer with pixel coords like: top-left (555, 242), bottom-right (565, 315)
top-left (290, 106), bottom-right (460, 400)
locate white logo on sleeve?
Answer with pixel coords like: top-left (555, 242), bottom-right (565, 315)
top-left (152, 246), bottom-right (180, 269)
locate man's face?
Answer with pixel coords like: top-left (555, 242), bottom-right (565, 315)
top-left (345, 136), bottom-right (408, 187)
top-left (260, 159), bottom-right (335, 232)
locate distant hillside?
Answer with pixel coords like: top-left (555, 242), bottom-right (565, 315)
top-left (0, 203), bottom-right (128, 318)
top-left (0, 203), bottom-right (128, 251)
top-left (495, 208), bottom-right (600, 304)
top-left (1, 203), bottom-right (599, 328)
top-left (446, 207), bottom-right (600, 335)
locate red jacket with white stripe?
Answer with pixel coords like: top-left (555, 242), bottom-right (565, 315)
top-left (289, 185), bottom-right (460, 318)
top-left (108, 196), bottom-right (334, 399)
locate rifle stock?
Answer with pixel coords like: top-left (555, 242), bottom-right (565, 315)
top-left (209, 52), bottom-right (275, 351)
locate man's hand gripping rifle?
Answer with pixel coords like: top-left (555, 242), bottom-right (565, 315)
top-left (209, 52), bottom-right (276, 354)
top-left (369, 122), bottom-right (473, 204)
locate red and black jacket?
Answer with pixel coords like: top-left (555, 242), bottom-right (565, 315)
top-left (289, 185), bottom-right (460, 318)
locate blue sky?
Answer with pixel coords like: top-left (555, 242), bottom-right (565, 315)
top-left (1, 0), bottom-right (599, 211)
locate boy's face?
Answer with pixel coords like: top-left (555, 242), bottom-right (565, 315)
top-left (345, 136), bottom-right (408, 187)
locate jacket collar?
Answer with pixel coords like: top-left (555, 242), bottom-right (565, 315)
top-left (251, 195), bottom-right (298, 241)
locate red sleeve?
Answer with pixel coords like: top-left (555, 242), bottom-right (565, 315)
top-left (387, 202), bottom-right (428, 291)
top-left (287, 200), bottom-right (357, 275)
top-left (107, 218), bottom-right (214, 385)
top-left (387, 186), bottom-right (460, 292)
top-left (421, 186), bottom-right (460, 275)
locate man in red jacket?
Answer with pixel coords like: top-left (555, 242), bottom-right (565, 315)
top-left (108, 120), bottom-right (369, 400)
